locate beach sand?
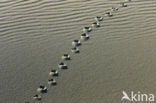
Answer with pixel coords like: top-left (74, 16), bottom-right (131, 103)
top-left (0, 0), bottom-right (156, 103)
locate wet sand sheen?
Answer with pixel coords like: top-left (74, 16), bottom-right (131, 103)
top-left (0, 0), bottom-right (156, 103)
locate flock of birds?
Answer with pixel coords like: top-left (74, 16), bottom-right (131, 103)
top-left (25, 0), bottom-right (131, 103)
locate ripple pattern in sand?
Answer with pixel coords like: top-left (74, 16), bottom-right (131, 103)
top-left (0, 0), bottom-right (156, 103)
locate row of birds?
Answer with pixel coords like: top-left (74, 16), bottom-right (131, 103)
top-left (25, 0), bottom-right (131, 103)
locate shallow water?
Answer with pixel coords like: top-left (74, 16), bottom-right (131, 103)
top-left (0, 0), bottom-right (156, 103)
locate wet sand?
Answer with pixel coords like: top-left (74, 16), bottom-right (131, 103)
top-left (0, 0), bottom-right (156, 103)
